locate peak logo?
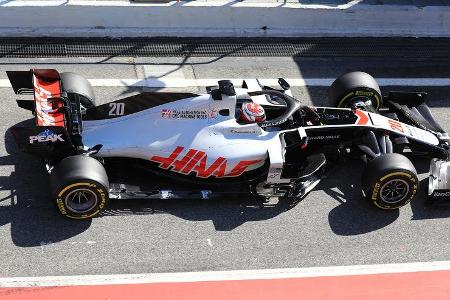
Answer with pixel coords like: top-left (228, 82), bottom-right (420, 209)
top-left (150, 146), bottom-right (262, 178)
top-left (29, 129), bottom-right (64, 144)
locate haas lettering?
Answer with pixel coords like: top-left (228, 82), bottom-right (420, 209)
top-left (150, 146), bottom-right (262, 178)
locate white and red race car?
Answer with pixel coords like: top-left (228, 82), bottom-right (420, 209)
top-left (6, 69), bottom-right (450, 219)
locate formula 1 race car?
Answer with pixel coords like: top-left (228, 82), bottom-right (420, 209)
top-left (6, 69), bottom-right (450, 219)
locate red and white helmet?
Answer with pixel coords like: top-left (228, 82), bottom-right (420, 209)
top-left (240, 102), bottom-right (266, 123)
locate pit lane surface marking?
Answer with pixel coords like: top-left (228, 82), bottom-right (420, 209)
top-left (2, 261), bottom-right (450, 299)
top-left (1, 260), bottom-right (450, 287)
top-left (2, 78), bottom-right (450, 88)
top-left (0, 0), bottom-right (365, 10)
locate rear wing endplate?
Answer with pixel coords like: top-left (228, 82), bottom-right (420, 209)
top-left (10, 126), bottom-right (74, 159)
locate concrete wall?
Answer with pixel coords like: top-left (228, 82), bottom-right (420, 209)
top-left (0, 1), bottom-right (449, 37)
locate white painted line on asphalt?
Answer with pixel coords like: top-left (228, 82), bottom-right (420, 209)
top-left (76, 78), bottom-right (450, 87)
top-left (2, 260), bottom-right (450, 287)
top-left (0, 0), bottom-right (390, 10)
top-left (0, 80), bottom-right (9, 88)
top-left (143, 66), bottom-right (186, 80)
top-left (1, 78), bottom-right (450, 89)
top-left (0, 0), bottom-right (67, 6)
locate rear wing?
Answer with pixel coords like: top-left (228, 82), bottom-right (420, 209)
top-left (7, 69), bottom-right (81, 158)
top-left (7, 69), bottom-right (66, 127)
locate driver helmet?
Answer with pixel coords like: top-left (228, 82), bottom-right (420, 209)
top-left (239, 102), bottom-right (266, 123)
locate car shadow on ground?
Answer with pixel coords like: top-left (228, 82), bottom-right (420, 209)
top-left (102, 158), bottom-right (400, 233)
top-left (324, 157), bottom-right (450, 236)
top-left (320, 160), bottom-right (400, 236)
top-left (0, 121), bottom-right (91, 247)
top-left (103, 195), bottom-right (300, 231)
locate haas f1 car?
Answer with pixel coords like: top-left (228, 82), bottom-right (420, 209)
top-left (6, 69), bottom-right (450, 219)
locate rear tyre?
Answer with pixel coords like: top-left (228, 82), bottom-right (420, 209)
top-left (362, 153), bottom-right (418, 210)
top-left (328, 71), bottom-right (382, 111)
top-left (50, 155), bottom-right (109, 219)
top-left (60, 72), bottom-right (96, 109)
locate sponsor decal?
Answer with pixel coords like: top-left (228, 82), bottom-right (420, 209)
top-left (150, 146), bottom-right (262, 178)
top-left (33, 74), bottom-right (64, 127)
top-left (29, 129), bottom-right (64, 144)
top-left (355, 91), bottom-right (374, 97)
top-left (208, 109), bottom-right (219, 119)
top-left (268, 168), bottom-right (283, 179)
top-left (433, 191), bottom-right (450, 197)
top-left (34, 82), bottom-right (52, 104)
top-left (309, 135), bottom-right (340, 140)
top-left (371, 182), bottom-right (381, 200)
top-left (230, 129), bottom-right (259, 134)
top-left (388, 119), bottom-right (404, 133)
top-left (161, 109), bottom-right (172, 119)
top-left (161, 109), bottom-right (218, 120)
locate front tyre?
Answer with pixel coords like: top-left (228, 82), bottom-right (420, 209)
top-left (328, 71), bottom-right (382, 111)
top-left (50, 155), bottom-right (109, 219)
top-left (362, 153), bottom-right (418, 210)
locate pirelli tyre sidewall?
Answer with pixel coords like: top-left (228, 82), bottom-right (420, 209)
top-left (362, 154), bottom-right (418, 210)
top-left (337, 89), bottom-right (381, 110)
top-left (328, 71), bottom-right (382, 111)
top-left (50, 155), bottom-right (109, 219)
top-left (55, 180), bottom-right (108, 219)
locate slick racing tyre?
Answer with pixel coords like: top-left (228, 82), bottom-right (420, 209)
top-left (60, 72), bottom-right (96, 109)
top-left (362, 153), bottom-right (418, 210)
top-left (328, 71), bottom-right (382, 111)
top-left (50, 155), bottom-right (109, 219)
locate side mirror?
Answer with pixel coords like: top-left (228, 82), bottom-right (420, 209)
top-left (278, 78), bottom-right (290, 90)
top-left (218, 80), bottom-right (236, 96)
top-left (85, 144), bottom-right (103, 156)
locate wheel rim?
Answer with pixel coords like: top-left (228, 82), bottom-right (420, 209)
top-left (346, 97), bottom-right (372, 110)
top-left (380, 178), bottom-right (410, 204)
top-left (65, 188), bottom-right (98, 213)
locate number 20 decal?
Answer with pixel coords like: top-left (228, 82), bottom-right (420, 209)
top-left (108, 102), bottom-right (125, 116)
